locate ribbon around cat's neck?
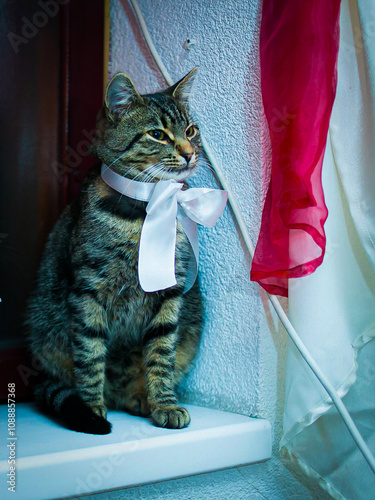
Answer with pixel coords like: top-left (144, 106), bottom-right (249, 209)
top-left (101, 164), bottom-right (228, 293)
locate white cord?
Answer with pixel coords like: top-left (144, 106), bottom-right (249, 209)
top-left (129, 0), bottom-right (174, 85)
top-left (127, 0), bottom-right (375, 474)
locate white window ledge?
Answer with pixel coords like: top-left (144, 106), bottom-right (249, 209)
top-left (0, 402), bottom-right (271, 500)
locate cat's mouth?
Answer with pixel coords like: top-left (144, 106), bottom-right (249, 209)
top-left (159, 163), bottom-right (197, 181)
top-left (133, 158), bottom-right (197, 183)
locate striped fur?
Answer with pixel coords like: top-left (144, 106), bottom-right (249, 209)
top-left (25, 69), bottom-right (203, 434)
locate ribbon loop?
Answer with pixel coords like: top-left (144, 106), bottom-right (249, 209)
top-left (101, 164), bottom-right (228, 293)
top-left (178, 188), bottom-right (228, 228)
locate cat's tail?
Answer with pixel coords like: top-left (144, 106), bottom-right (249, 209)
top-left (34, 378), bottom-right (111, 435)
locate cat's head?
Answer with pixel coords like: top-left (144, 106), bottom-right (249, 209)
top-left (91, 67), bottom-right (200, 182)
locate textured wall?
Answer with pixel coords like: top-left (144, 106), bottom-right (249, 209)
top-left (96, 0), bottom-right (318, 498)
top-left (111, 0), bottom-right (264, 416)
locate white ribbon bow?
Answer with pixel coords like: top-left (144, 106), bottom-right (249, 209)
top-left (101, 164), bottom-right (228, 293)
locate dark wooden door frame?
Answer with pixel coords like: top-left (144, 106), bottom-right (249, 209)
top-left (0, 0), bottom-right (106, 401)
top-left (59, 0), bottom-right (106, 207)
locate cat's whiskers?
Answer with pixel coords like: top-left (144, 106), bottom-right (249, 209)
top-left (115, 162), bottom-right (164, 204)
top-left (138, 162), bottom-right (164, 182)
top-left (152, 164), bottom-right (168, 180)
top-left (144, 169), bottom-right (160, 183)
top-left (100, 152), bottom-right (127, 176)
top-left (128, 164), bottom-right (156, 183)
top-left (142, 163), bottom-right (166, 183)
top-left (197, 157), bottom-right (215, 175)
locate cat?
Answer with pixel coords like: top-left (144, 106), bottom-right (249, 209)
top-left (25, 68), bottom-right (203, 435)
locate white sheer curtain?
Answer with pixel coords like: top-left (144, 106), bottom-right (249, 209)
top-left (281, 1), bottom-right (375, 498)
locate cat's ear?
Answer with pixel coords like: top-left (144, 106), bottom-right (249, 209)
top-left (164, 67), bottom-right (198, 104)
top-left (105, 73), bottom-right (143, 120)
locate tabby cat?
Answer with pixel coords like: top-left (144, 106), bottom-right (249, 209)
top-left (25, 68), bottom-right (203, 435)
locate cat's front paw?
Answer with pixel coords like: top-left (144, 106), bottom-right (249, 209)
top-left (61, 396), bottom-right (111, 435)
top-left (88, 402), bottom-right (107, 419)
top-left (152, 406), bottom-right (190, 429)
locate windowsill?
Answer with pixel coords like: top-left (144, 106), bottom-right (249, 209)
top-left (0, 402), bottom-right (271, 499)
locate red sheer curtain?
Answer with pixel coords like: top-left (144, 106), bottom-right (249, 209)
top-left (250, 0), bottom-right (341, 297)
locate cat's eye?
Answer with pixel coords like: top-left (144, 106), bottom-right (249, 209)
top-left (148, 130), bottom-right (167, 142)
top-left (186, 126), bottom-right (197, 139)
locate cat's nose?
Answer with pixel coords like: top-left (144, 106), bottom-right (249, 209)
top-left (181, 152), bottom-right (193, 164)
